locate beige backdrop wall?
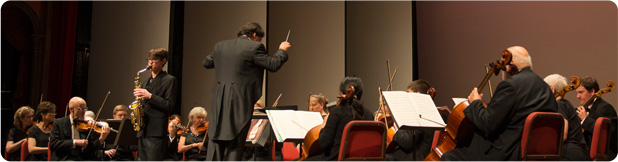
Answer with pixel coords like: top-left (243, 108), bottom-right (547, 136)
top-left (88, 1), bottom-right (170, 119)
top-left (416, 1), bottom-right (617, 110)
top-left (267, 1), bottom-right (345, 110)
top-left (183, 1), bottom-right (266, 121)
top-left (346, 1), bottom-right (413, 112)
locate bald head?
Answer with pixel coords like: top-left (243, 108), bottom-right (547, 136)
top-left (68, 97), bottom-right (87, 119)
top-left (506, 46), bottom-right (532, 69)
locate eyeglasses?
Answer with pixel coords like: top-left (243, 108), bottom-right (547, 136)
top-left (74, 107), bottom-right (88, 111)
top-left (147, 59), bottom-right (161, 62)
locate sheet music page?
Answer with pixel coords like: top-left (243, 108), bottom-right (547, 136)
top-left (452, 98), bottom-right (468, 106)
top-left (382, 91), bottom-right (446, 128)
top-left (382, 91), bottom-right (421, 127)
top-left (266, 110), bottom-right (316, 142)
top-left (408, 93), bottom-right (446, 127)
top-left (295, 111), bottom-right (323, 132)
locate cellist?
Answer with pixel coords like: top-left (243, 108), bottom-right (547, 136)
top-left (302, 76), bottom-right (374, 161)
top-left (441, 46), bottom-right (558, 160)
top-left (575, 76), bottom-right (617, 159)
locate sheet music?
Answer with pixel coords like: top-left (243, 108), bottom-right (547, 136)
top-left (382, 91), bottom-right (446, 129)
top-left (266, 110), bottom-right (322, 142)
top-left (452, 98), bottom-right (468, 106)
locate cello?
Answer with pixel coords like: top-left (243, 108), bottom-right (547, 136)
top-left (555, 76), bottom-right (581, 98)
top-left (582, 80), bottom-right (615, 109)
top-left (298, 86), bottom-right (355, 161)
top-left (424, 50), bottom-right (512, 161)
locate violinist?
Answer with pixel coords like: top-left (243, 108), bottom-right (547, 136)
top-left (543, 74), bottom-right (588, 160)
top-left (309, 93), bottom-right (330, 118)
top-left (575, 76), bottom-right (617, 159)
top-left (5, 106), bottom-right (34, 161)
top-left (103, 104), bottom-right (138, 161)
top-left (49, 97), bottom-right (111, 161)
top-left (27, 101), bottom-right (56, 161)
top-left (441, 46), bottom-right (558, 160)
top-left (178, 107), bottom-right (208, 161)
top-left (303, 76), bottom-right (374, 161)
top-left (164, 114), bottom-right (182, 160)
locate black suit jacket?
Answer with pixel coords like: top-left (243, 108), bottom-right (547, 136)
top-left (203, 35), bottom-right (288, 140)
top-left (464, 67), bottom-right (558, 160)
top-left (556, 99), bottom-right (589, 160)
top-left (49, 116), bottom-right (105, 161)
top-left (139, 71), bottom-right (177, 138)
top-left (581, 97), bottom-right (617, 159)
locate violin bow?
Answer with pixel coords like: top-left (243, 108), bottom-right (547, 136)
top-left (484, 65), bottom-right (494, 98)
top-left (272, 92), bottom-right (283, 107)
top-left (85, 91), bottom-right (111, 142)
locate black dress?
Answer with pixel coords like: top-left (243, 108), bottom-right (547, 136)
top-left (181, 131), bottom-right (207, 161)
top-left (27, 125), bottom-right (50, 161)
top-left (7, 127), bottom-right (28, 161)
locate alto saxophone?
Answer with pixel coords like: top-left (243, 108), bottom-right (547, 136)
top-left (130, 65), bottom-right (151, 131)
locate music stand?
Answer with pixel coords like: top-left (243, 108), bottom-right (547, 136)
top-left (106, 118), bottom-right (138, 146)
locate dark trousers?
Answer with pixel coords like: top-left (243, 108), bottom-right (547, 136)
top-left (206, 123), bottom-right (250, 161)
top-left (138, 137), bottom-right (166, 161)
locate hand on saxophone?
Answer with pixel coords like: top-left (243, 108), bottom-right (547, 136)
top-left (134, 88), bottom-right (152, 100)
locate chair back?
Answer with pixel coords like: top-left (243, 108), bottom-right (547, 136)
top-left (281, 142), bottom-right (300, 161)
top-left (338, 120), bottom-right (386, 161)
top-left (4, 150), bottom-right (10, 160)
top-left (20, 140), bottom-right (29, 161)
top-left (521, 112), bottom-right (565, 160)
top-left (47, 142), bottom-right (51, 161)
top-left (590, 117), bottom-right (611, 161)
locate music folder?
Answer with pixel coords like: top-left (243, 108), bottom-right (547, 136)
top-left (105, 118), bottom-right (138, 146)
top-left (381, 91), bottom-right (446, 131)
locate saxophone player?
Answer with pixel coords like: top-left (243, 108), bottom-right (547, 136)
top-left (133, 48), bottom-right (178, 161)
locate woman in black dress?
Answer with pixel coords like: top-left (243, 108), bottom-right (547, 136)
top-left (5, 106), bottom-right (34, 161)
top-left (28, 101), bottom-right (56, 161)
top-left (177, 107), bottom-right (208, 161)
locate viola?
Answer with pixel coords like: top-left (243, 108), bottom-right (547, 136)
top-left (298, 86), bottom-right (356, 161)
top-left (555, 76), bottom-right (580, 98)
top-left (425, 50), bottom-right (512, 161)
top-left (75, 118), bottom-right (118, 133)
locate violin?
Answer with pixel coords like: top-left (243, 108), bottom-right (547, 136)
top-left (299, 86), bottom-right (356, 161)
top-left (190, 122), bottom-right (209, 135)
top-left (169, 123), bottom-right (188, 136)
top-left (75, 118), bottom-right (118, 133)
top-left (425, 50), bottom-right (512, 161)
top-left (555, 76), bottom-right (580, 98)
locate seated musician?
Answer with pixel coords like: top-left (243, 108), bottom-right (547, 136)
top-left (543, 74), bottom-right (589, 160)
top-left (384, 79), bottom-right (435, 161)
top-left (303, 76), bottom-right (374, 161)
top-left (178, 107), bottom-right (208, 161)
top-left (49, 97), bottom-right (112, 160)
top-left (103, 105), bottom-right (138, 160)
top-left (164, 114), bottom-right (182, 161)
top-left (27, 101), bottom-right (56, 161)
top-left (309, 93), bottom-right (330, 118)
top-left (441, 46), bottom-right (558, 160)
top-left (575, 76), bottom-right (617, 159)
top-left (5, 106), bottom-right (34, 161)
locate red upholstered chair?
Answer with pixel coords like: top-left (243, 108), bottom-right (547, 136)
top-left (281, 142), bottom-right (300, 161)
top-left (47, 142), bottom-right (50, 161)
top-left (520, 112), bottom-right (565, 160)
top-left (338, 121), bottom-right (386, 161)
top-left (590, 117), bottom-right (611, 161)
top-left (20, 140), bottom-right (29, 161)
top-left (4, 150), bottom-right (10, 160)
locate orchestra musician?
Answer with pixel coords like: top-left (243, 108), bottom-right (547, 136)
top-left (575, 76), bottom-right (617, 159)
top-left (103, 105), bottom-right (138, 161)
top-left (203, 22), bottom-right (290, 161)
top-left (543, 74), bottom-right (589, 160)
top-left (164, 114), bottom-right (182, 161)
top-left (5, 106), bottom-right (34, 161)
top-left (441, 46), bottom-right (558, 160)
top-left (303, 76), bottom-right (374, 161)
top-left (309, 93), bottom-right (330, 118)
top-left (133, 47), bottom-right (178, 161)
top-left (27, 101), bottom-right (56, 161)
top-left (178, 107), bottom-right (208, 161)
top-left (49, 97), bottom-right (111, 160)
